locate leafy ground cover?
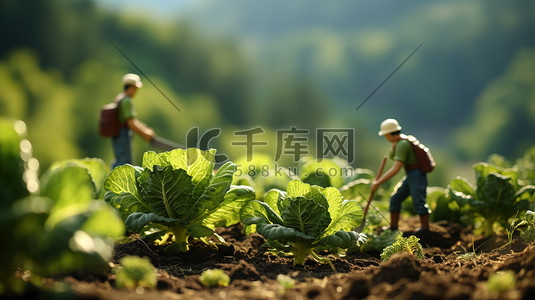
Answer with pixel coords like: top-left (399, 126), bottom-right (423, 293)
top-left (3, 118), bottom-right (535, 299)
top-left (15, 218), bottom-right (535, 300)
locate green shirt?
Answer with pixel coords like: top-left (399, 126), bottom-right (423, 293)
top-left (390, 139), bottom-right (418, 166)
top-left (118, 95), bottom-right (136, 123)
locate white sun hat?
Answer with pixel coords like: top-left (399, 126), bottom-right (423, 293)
top-left (378, 118), bottom-right (402, 136)
top-left (122, 73), bottom-right (143, 88)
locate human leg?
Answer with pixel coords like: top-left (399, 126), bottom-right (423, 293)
top-left (390, 211), bottom-right (400, 230)
top-left (389, 177), bottom-right (410, 230)
top-left (418, 214), bottom-right (430, 232)
top-left (111, 128), bottom-right (132, 169)
top-left (407, 170), bottom-right (429, 230)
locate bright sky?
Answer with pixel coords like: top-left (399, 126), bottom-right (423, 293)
top-left (93, 0), bottom-right (200, 19)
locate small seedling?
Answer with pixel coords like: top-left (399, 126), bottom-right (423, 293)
top-left (380, 235), bottom-right (424, 261)
top-left (486, 271), bottom-right (516, 295)
top-left (114, 256), bottom-right (157, 290)
top-left (457, 252), bottom-right (476, 261)
top-left (199, 269), bottom-right (230, 287)
top-left (276, 274), bottom-right (295, 293)
top-left (520, 210), bottom-right (535, 242)
top-left (456, 236), bottom-right (480, 261)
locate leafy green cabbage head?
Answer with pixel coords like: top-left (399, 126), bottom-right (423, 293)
top-left (104, 148), bottom-right (255, 253)
top-left (241, 180), bottom-right (365, 265)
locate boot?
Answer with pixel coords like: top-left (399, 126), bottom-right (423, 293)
top-left (417, 214), bottom-right (430, 233)
top-left (390, 211), bottom-right (400, 231)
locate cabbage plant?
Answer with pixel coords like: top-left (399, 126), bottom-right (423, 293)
top-left (104, 148), bottom-right (255, 253)
top-left (449, 163), bottom-right (535, 236)
top-left (1, 118), bottom-right (124, 295)
top-left (199, 269), bottom-right (230, 287)
top-left (114, 256), bottom-right (157, 289)
top-left (241, 180), bottom-right (366, 266)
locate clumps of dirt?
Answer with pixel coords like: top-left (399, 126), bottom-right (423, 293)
top-left (372, 252), bottom-right (422, 284)
top-left (401, 220), bottom-right (462, 250)
top-left (57, 220), bottom-right (535, 300)
top-left (342, 274), bottom-right (370, 299)
top-left (342, 241), bottom-right (535, 300)
top-left (113, 239), bottom-right (159, 265)
top-left (499, 245), bottom-right (535, 272)
top-left (228, 260), bottom-right (261, 281)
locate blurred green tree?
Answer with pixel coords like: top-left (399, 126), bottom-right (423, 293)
top-left (455, 49), bottom-right (535, 159)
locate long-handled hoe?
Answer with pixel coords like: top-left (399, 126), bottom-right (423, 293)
top-left (356, 156), bottom-right (387, 233)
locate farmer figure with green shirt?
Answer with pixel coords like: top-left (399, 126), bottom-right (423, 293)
top-left (371, 118), bottom-right (430, 233)
top-left (111, 73), bottom-right (155, 168)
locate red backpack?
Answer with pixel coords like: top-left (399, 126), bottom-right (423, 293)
top-left (403, 135), bottom-right (436, 173)
top-left (98, 97), bottom-right (125, 137)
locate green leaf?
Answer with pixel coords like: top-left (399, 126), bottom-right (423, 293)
top-left (188, 223), bottom-right (214, 238)
top-left (81, 201), bottom-right (125, 239)
top-left (263, 189), bottom-right (286, 216)
top-left (322, 199), bottom-right (363, 237)
top-left (0, 118), bottom-right (30, 205)
top-left (36, 212), bottom-right (114, 275)
top-left (125, 212), bottom-right (180, 232)
top-left (142, 148), bottom-right (216, 200)
top-left (448, 177), bottom-right (476, 206)
top-left (478, 173), bottom-right (516, 210)
top-left (40, 165), bottom-right (95, 228)
top-left (449, 177), bottom-right (475, 197)
top-left (49, 158), bottom-right (109, 198)
top-left (361, 229), bottom-right (403, 253)
top-left (158, 148), bottom-right (216, 192)
top-left (515, 185), bottom-right (535, 199)
top-left (257, 223), bottom-right (315, 241)
top-left (201, 185), bottom-right (255, 228)
top-left (380, 235), bottom-right (424, 261)
top-left (241, 199), bottom-right (284, 235)
top-left (286, 180), bottom-right (327, 203)
top-left (197, 162), bottom-right (236, 210)
top-left (143, 166), bottom-right (195, 219)
top-left (322, 230), bottom-right (365, 248)
top-left (319, 187), bottom-right (343, 223)
top-left (300, 158), bottom-right (346, 188)
top-left (104, 164), bottom-right (151, 218)
top-left (340, 178), bottom-right (371, 201)
top-left (281, 196), bottom-right (331, 238)
top-left (427, 187), bottom-right (458, 222)
top-left (474, 162), bottom-right (518, 188)
top-left (141, 151), bottom-right (166, 170)
top-left (282, 180), bottom-right (329, 219)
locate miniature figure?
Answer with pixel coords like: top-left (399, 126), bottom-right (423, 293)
top-left (110, 73), bottom-right (154, 168)
top-left (371, 118), bottom-right (431, 233)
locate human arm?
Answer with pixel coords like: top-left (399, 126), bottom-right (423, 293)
top-left (126, 118), bottom-right (154, 141)
top-left (371, 160), bottom-right (403, 192)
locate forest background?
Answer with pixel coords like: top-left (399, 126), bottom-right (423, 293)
top-left (1, 0), bottom-right (534, 188)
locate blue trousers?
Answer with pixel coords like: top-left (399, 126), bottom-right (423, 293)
top-left (111, 127), bottom-right (132, 169)
top-left (390, 169), bottom-right (429, 215)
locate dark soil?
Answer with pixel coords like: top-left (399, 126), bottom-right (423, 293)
top-left (25, 217), bottom-right (535, 299)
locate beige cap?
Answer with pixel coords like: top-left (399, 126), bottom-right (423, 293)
top-left (378, 118), bottom-right (402, 136)
top-left (122, 73), bottom-right (143, 88)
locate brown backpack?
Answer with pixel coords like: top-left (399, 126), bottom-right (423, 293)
top-left (98, 97), bottom-right (125, 137)
top-left (403, 135), bottom-right (436, 173)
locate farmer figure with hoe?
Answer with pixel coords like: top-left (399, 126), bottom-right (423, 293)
top-left (371, 118), bottom-right (430, 233)
top-left (111, 73), bottom-right (155, 168)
